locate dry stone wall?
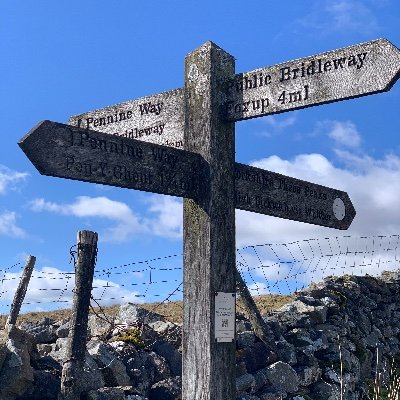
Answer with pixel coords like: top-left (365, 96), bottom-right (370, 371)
top-left (0, 269), bottom-right (399, 400)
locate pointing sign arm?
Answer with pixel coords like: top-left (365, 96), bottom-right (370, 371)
top-left (19, 120), bottom-right (204, 200)
top-left (234, 162), bottom-right (356, 229)
top-left (225, 38), bottom-right (400, 121)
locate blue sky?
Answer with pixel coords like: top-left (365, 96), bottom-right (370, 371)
top-left (1, 1), bottom-right (400, 312)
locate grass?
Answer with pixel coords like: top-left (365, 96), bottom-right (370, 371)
top-left (370, 349), bottom-right (400, 400)
top-left (0, 293), bottom-right (293, 329)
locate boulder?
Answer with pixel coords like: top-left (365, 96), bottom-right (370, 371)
top-left (0, 326), bottom-right (36, 400)
top-left (311, 381), bottom-right (340, 400)
top-left (87, 339), bottom-right (131, 387)
top-left (19, 318), bottom-right (57, 344)
top-left (88, 314), bottom-right (115, 339)
top-left (264, 361), bottom-right (299, 394)
top-left (117, 303), bottom-right (165, 326)
top-left (149, 376), bottom-right (181, 400)
top-left (87, 386), bottom-right (148, 400)
top-left (20, 370), bottom-right (60, 400)
top-left (236, 373), bottom-right (256, 394)
top-left (236, 342), bottom-right (277, 373)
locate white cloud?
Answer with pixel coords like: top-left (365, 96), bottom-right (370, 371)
top-left (28, 196), bottom-right (146, 243)
top-left (241, 150), bottom-right (400, 243)
top-left (28, 195), bottom-right (184, 242)
top-left (299, 0), bottom-right (379, 36)
top-left (0, 266), bottom-right (143, 313)
top-left (235, 148), bottom-right (400, 291)
top-left (145, 195), bottom-right (182, 239)
top-left (247, 282), bottom-right (270, 296)
top-left (259, 113), bottom-right (298, 137)
top-left (325, 0), bottom-right (378, 33)
top-left (0, 165), bottom-right (28, 194)
top-left (0, 211), bottom-right (26, 238)
top-left (326, 120), bottom-right (361, 148)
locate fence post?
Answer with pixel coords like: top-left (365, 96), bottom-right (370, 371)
top-left (5, 255), bottom-right (36, 329)
top-left (59, 230), bottom-right (98, 400)
top-left (235, 270), bottom-right (278, 352)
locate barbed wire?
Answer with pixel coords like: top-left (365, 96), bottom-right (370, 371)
top-left (1, 235), bottom-right (399, 317)
top-left (237, 234), bottom-right (400, 298)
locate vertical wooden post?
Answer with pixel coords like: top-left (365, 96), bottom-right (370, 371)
top-left (236, 270), bottom-right (278, 352)
top-left (5, 255), bottom-right (36, 328)
top-left (59, 230), bottom-right (98, 400)
top-left (183, 42), bottom-right (236, 400)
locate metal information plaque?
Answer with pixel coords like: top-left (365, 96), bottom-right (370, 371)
top-left (215, 292), bottom-right (236, 343)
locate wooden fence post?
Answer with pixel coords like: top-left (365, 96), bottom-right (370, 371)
top-left (5, 255), bottom-right (36, 329)
top-left (59, 230), bottom-right (98, 400)
top-left (235, 270), bottom-right (278, 352)
top-left (183, 42), bottom-right (236, 400)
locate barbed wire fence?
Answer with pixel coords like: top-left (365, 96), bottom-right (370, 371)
top-left (237, 234), bottom-right (400, 300)
top-left (1, 234), bottom-right (400, 322)
top-left (1, 233), bottom-right (400, 391)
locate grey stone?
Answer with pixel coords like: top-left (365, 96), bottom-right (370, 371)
top-left (120, 345), bottom-right (171, 393)
top-left (276, 338), bottom-right (297, 365)
top-left (49, 337), bottom-right (69, 362)
top-left (237, 331), bottom-right (256, 349)
top-left (80, 353), bottom-right (106, 392)
top-left (311, 381), bottom-right (340, 400)
top-left (264, 361), bottom-right (299, 393)
top-left (88, 313), bottom-right (115, 339)
top-left (36, 343), bottom-right (53, 356)
top-left (253, 368), bottom-right (269, 393)
top-left (237, 341), bottom-right (278, 373)
top-left (236, 373), bottom-right (256, 394)
top-left (259, 392), bottom-right (287, 400)
top-left (152, 341), bottom-right (182, 377)
top-left (117, 303), bottom-right (165, 326)
top-left (0, 326), bottom-right (36, 400)
top-left (236, 395), bottom-right (260, 400)
top-left (149, 376), bottom-right (181, 400)
top-left (22, 370), bottom-right (60, 400)
top-left (55, 321), bottom-right (70, 338)
top-left (87, 386), bottom-right (148, 400)
top-left (297, 365), bottom-right (321, 386)
top-left (87, 339), bottom-right (131, 387)
top-left (290, 300), bottom-right (327, 324)
top-left (364, 327), bottom-right (382, 348)
top-left (19, 318), bottom-right (57, 344)
top-left (148, 320), bottom-right (175, 333)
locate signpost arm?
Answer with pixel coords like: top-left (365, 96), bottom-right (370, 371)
top-left (182, 42), bottom-right (236, 400)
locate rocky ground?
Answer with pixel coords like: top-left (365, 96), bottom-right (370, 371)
top-left (0, 270), bottom-right (399, 399)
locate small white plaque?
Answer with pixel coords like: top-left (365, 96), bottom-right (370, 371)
top-left (215, 292), bottom-right (236, 343)
top-left (333, 197), bottom-right (346, 221)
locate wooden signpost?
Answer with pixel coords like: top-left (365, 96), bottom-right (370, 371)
top-left (19, 120), bottom-right (203, 200)
top-left (235, 163), bottom-right (355, 229)
top-left (224, 38), bottom-right (400, 121)
top-left (20, 38), bottom-right (400, 400)
top-left (68, 88), bottom-right (185, 149)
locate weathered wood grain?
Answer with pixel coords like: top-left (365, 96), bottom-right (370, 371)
top-left (19, 120), bottom-right (203, 200)
top-left (235, 163), bottom-right (356, 229)
top-left (182, 42), bottom-right (236, 400)
top-left (6, 255), bottom-right (36, 328)
top-left (224, 38), bottom-right (400, 121)
top-left (59, 230), bottom-right (98, 400)
top-left (68, 88), bottom-right (185, 149)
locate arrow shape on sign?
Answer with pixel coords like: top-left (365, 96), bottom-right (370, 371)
top-left (19, 120), bottom-right (204, 200)
top-left (224, 38), bottom-right (400, 121)
top-left (19, 121), bottom-right (356, 230)
top-left (68, 88), bottom-right (185, 149)
top-left (234, 163), bottom-right (356, 229)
